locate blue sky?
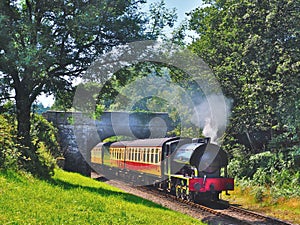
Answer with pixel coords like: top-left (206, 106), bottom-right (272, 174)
top-left (146, 0), bottom-right (202, 24)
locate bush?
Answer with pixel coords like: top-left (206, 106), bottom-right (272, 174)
top-left (0, 111), bottom-right (60, 178)
top-left (30, 114), bottom-right (61, 178)
top-left (0, 115), bottom-right (20, 170)
top-left (31, 114), bottom-right (61, 159)
top-left (31, 140), bottom-right (56, 178)
top-left (251, 186), bottom-right (265, 203)
top-left (227, 143), bottom-right (251, 178)
top-left (229, 147), bottom-right (300, 199)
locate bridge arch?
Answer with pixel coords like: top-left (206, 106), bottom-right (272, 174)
top-left (43, 111), bottom-right (175, 175)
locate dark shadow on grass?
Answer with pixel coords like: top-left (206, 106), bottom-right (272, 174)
top-left (0, 170), bottom-right (29, 184)
top-left (48, 177), bottom-right (169, 210)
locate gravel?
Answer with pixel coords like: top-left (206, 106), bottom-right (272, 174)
top-left (91, 172), bottom-right (238, 225)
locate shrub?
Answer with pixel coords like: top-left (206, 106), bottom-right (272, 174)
top-left (251, 186), bottom-right (265, 203)
top-left (31, 140), bottom-right (56, 178)
top-left (31, 114), bottom-right (61, 159)
top-left (231, 148), bottom-right (300, 199)
top-left (0, 112), bottom-right (60, 178)
top-left (30, 114), bottom-right (61, 178)
top-left (0, 115), bottom-right (20, 170)
top-left (227, 143), bottom-right (251, 178)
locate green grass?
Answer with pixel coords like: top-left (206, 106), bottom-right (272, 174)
top-left (0, 169), bottom-right (203, 225)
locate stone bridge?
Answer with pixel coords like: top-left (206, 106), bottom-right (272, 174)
top-left (43, 111), bottom-right (175, 175)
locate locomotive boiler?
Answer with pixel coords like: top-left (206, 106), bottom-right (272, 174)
top-left (91, 137), bottom-right (234, 201)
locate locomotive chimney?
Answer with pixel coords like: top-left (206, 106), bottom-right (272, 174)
top-left (192, 137), bottom-right (211, 144)
top-left (205, 137), bottom-right (211, 144)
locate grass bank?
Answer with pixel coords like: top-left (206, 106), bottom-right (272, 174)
top-left (0, 169), bottom-right (202, 225)
top-left (222, 185), bottom-right (300, 224)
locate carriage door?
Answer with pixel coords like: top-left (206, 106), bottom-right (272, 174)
top-left (162, 143), bottom-right (170, 177)
top-left (163, 140), bottom-right (179, 177)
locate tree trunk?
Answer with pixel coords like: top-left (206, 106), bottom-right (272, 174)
top-left (16, 94), bottom-right (31, 148)
top-left (15, 89), bottom-right (37, 171)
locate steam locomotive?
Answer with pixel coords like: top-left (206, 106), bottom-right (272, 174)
top-left (91, 137), bottom-right (234, 201)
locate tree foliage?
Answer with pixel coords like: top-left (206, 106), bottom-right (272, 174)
top-left (0, 0), bottom-right (177, 175)
top-left (189, 0), bottom-right (300, 154)
top-left (188, 0), bottom-right (300, 195)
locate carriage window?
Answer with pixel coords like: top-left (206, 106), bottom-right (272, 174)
top-left (131, 148), bottom-right (134, 161)
top-left (145, 148), bottom-right (148, 163)
top-left (135, 148), bottom-right (138, 161)
top-left (126, 148), bottom-right (129, 160)
top-left (131, 148), bottom-right (135, 161)
top-left (158, 149), bottom-right (161, 162)
top-left (132, 148), bottom-right (134, 161)
top-left (148, 148), bottom-right (151, 163)
top-left (140, 148), bottom-right (144, 162)
top-left (147, 148), bottom-right (150, 163)
top-left (110, 148), bottom-right (113, 159)
top-left (140, 149), bottom-right (142, 162)
top-left (155, 148), bottom-right (158, 163)
top-left (129, 148), bottom-right (131, 161)
top-left (136, 148), bottom-right (140, 161)
top-left (149, 148), bottom-right (151, 162)
top-left (149, 148), bottom-right (152, 163)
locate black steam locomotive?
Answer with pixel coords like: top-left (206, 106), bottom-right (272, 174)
top-left (91, 137), bottom-right (234, 201)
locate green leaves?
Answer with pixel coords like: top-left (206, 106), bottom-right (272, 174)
top-left (189, 0), bottom-right (300, 154)
top-left (0, 115), bottom-right (20, 170)
top-left (0, 0), bottom-right (178, 176)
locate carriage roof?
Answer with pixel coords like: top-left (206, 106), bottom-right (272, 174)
top-left (110, 137), bottom-right (179, 148)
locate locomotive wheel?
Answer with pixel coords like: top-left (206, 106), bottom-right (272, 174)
top-left (186, 192), bottom-right (194, 202)
top-left (175, 185), bottom-right (192, 201)
top-left (181, 191), bottom-right (186, 200)
top-left (211, 192), bottom-right (220, 201)
top-left (175, 185), bottom-right (181, 198)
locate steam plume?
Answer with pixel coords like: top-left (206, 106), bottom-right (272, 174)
top-left (192, 94), bottom-right (232, 144)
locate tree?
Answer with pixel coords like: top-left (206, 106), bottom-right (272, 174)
top-left (0, 0), bottom-right (177, 173)
top-left (189, 0), bottom-right (300, 153)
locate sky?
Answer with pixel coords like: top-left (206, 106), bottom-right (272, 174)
top-left (146, 0), bottom-right (201, 23)
top-left (37, 0), bottom-right (202, 107)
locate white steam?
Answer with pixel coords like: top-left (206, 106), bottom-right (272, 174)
top-left (192, 94), bottom-right (232, 144)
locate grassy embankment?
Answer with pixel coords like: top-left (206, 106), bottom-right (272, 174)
top-left (222, 185), bottom-right (300, 224)
top-left (0, 169), bottom-right (203, 225)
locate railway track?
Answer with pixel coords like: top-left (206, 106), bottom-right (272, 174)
top-left (220, 204), bottom-right (295, 225)
top-left (92, 173), bottom-right (295, 225)
top-left (141, 185), bottom-right (295, 225)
